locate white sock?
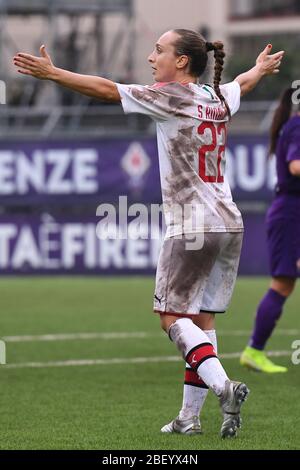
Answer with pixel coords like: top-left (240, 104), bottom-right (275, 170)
top-left (196, 356), bottom-right (228, 396)
top-left (169, 318), bottom-right (228, 397)
top-left (179, 372), bottom-right (208, 420)
top-left (179, 329), bottom-right (218, 420)
top-left (205, 330), bottom-right (218, 355)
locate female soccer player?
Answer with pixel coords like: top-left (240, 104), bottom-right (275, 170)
top-left (240, 88), bottom-right (300, 373)
top-left (13, 29), bottom-right (284, 437)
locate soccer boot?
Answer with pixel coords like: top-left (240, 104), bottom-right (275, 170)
top-left (240, 346), bottom-right (288, 373)
top-left (219, 380), bottom-right (249, 438)
top-left (161, 415), bottom-right (202, 435)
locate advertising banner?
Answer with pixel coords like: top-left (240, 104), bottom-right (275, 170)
top-left (0, 135), bottom-right (273, 275)
top-left (0, 213), bottom-right (269, 275)
top-left (0, 135), bottom-right (277, 206)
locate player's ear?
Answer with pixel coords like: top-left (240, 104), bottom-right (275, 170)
top-left (176, 55), bottom-right (189, 70)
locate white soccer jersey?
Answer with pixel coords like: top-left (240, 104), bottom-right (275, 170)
top-left (116, 80), bottom-right (243, 238)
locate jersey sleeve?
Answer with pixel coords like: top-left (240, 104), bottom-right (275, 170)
top-left (220, 81), bottom-right (241, 116)
top-left (286, 127), bottom-right (300, 162)
top-left (116, 83), bottom-right (171, 122)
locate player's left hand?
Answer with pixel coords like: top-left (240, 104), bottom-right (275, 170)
top-left (13, 45), bottom-right (56, 80)
top-left (255, 44), bottom-right (285, 75)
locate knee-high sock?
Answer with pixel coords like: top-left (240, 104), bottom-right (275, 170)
top-left (250, 288), bottom-right (287, 350)
top-left (179, 329), bottom-right (217, 420)
top-left (169, 318), bottom-right (228, 396)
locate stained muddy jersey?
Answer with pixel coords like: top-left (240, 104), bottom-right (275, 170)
top-left (116, 80), bottom-right (243, 238)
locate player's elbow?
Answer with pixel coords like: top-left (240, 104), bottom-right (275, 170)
top-left (239, 86), bottom-right (247, 97)
top-left (98, 82), bottom-right (121, 103)
top-left (289, 160), bottom-right (300, 177)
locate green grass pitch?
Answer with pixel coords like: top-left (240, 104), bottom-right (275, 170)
top-left (0, 276), bottom-right (299, 450)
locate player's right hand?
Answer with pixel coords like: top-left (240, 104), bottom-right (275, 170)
top-left (255, 44), bottom-right (285, 75)
top-left (13, 45), bottom-right (55, 80)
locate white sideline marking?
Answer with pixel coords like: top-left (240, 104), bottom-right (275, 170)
top-left (3, 332), bottom-right (151, 342)
top-left (2, 351), bottom-right (291, 370)
top-left (2, 329), bottom-right (299, 343)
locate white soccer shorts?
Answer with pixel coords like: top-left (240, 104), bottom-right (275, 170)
top-left (153, 232), bottom-right (243, 316)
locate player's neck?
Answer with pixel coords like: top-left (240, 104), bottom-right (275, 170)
top-left (174, 71), bottom-right (198, 85)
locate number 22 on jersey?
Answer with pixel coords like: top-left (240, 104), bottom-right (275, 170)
top-left (198, 122), bottom-right (226, 183)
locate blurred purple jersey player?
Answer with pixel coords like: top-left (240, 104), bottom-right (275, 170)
top-left (241, 88), bottom-right (300, 373)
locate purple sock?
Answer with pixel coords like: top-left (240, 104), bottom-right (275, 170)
top-left (250, 288), bottom-right (287, 350)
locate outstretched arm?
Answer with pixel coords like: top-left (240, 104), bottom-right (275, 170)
top-left (13, 45), bottom-right (121, 103)
top-left (235, 44), bottom-right (284, 97)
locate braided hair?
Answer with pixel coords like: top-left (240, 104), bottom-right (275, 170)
top-left (205, 41), bottom-right (231, 117)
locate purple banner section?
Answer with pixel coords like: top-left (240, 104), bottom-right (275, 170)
top-left (0, 215), bottom-right (162, 275)
top-left (0, 214), bottom-right (269, 276)
top-left (0, 135), bottom-right (276, 205)
top-left (0, 138), bottom-right (161, 206)
top-left (239, 212), bottom-right (269, 276)
top-left (227, 135), bottom-right (276, 202)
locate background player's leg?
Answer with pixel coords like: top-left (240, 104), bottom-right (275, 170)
top-left (251, 276), bottom-right (295, 349)
top-left (241, 276), bottom-right (295, 372)
top-left (270, 277), bottom-right (296, 296)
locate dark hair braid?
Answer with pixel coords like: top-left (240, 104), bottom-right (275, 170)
top-left (206, 41), bottom-right (231, 118)
top-left (269, 88), bottom-right (294, 156)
